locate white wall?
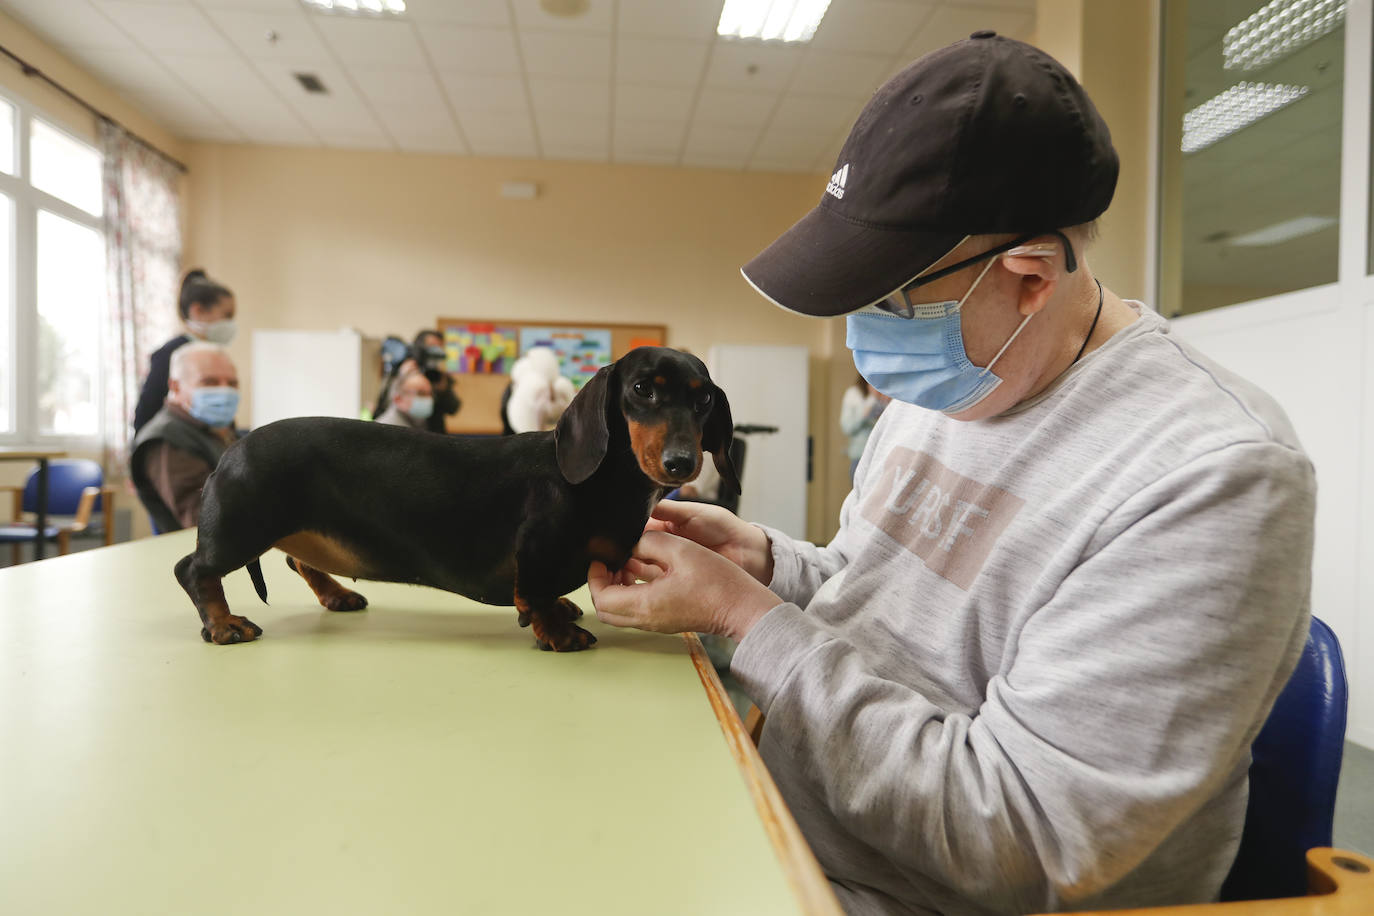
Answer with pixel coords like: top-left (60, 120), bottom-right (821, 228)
top-left (1172, 286), bottom-right (1373, 749)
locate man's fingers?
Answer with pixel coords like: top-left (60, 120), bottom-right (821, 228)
top-left (622, 557), bottom-right (663, 581)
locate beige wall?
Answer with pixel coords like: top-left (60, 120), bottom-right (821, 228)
top-left (184, 144), bottom-right (850, 541)
top-left (1034, 0), bottom-right (1157, 302)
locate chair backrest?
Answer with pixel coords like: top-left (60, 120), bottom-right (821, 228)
top-left (1220, 616), bottom-right (1348, 901)
top-left (22, 459), bottom-right (104, 516)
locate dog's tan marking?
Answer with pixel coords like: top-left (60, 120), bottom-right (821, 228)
top-left (627, 418), bottom-right (669, 481)
top-left (586, 535), bottom-right (622, 565)
top-left (287, 556), bottom-right (368, 611)
top-left (688, 378), bottom-right (703, 389)
top-left (273, 532), bottom-right (366, 579)
top-left (654, 375), bottom-right (666, 385)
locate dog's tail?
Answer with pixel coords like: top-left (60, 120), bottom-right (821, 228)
top-left (247, 558), bottom-right (268, 604)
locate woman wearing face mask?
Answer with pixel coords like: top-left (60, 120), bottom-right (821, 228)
top-left (132, 268), bottom-right (237, 434)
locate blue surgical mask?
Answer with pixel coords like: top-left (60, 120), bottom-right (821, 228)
top-left (846, 257), bottom-right (1032, 415)
top-left (407, 395), bottom-right (434, 421)
top-left (189, 386), bottom-right (239, 428)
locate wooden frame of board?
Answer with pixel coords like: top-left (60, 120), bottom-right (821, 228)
top-left (435, 318), bottom-right (667, 435)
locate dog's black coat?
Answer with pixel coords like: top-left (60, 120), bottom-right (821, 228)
top-left (175, 346), bottom-right (738, 651)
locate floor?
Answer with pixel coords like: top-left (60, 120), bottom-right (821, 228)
top-left (1335, 741), bottom-right (1374, 855)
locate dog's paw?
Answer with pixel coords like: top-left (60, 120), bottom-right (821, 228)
top-left (202, 615), bottom-right (263, 645)
top-left (556, 597), bottom-right (584, 620)
top-left (534, 622), bottom-right (598, 652)
top-left (322, 590), bottom-right (367, 612)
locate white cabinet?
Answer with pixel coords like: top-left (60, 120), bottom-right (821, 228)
top-left (251, 328), bottom-right (382, 429)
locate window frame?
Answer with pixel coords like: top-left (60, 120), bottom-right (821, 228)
top-left (0, 87), bottom-right (106, 450)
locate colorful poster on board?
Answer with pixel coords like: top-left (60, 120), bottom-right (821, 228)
top-left (445, 323), bottom-right (519, 374)
top-left (518, 327), bottom-right (613, 388)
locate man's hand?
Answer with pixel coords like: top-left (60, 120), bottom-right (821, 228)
top-left (588, 531), bottom-right (780, 641)
top-left (645, 500), bottom-right (774, 584)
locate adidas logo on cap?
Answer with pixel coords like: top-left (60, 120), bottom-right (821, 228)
top-left (825, 163), bottom-right (849, 200)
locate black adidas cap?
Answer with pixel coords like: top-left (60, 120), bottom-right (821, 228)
top-left (741, 31), bottom-right (1119, 318)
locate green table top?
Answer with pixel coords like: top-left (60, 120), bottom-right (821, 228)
top-left (0, 531), bottom-right (802, 914)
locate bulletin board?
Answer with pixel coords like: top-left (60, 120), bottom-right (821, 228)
top-left (435, 318), bottom-right (667, 434)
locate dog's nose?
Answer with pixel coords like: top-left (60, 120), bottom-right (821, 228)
top-left (663, 453), bottom-right (695, 479)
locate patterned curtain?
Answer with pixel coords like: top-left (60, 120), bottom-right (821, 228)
top-left (100, 120), bottom-right (182, 471)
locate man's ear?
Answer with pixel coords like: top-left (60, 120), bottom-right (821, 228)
top-left (1001, 240), bottom-right (1064, 318)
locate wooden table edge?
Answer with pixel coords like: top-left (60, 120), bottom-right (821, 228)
top-left (683, 632), bottom-right (843, 916)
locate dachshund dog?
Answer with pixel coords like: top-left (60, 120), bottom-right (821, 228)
top-left (174, 347), bottom-right (739, 652)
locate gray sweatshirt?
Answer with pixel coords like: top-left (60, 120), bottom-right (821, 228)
top-left (730, 303), bottom-right (1315, 915)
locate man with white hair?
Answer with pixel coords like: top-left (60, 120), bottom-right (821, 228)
top-left (589, 32), bottom-right (1316, 914)
top-left (130, 341), bottom-right (241, 532)
top-left (376, 368), bottom-right (434, 429)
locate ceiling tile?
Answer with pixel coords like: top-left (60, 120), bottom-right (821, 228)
top-left (313, 16), bottom-right (428, 68)
top-left (683, 123), bottom-right (759, 159)
top-left (790, 49), bottom-right (891, 98)
top-left (704, 41), bottom-right (800, 91)
top-left (383, 125), bottom-right (468, 155)
top-left (237, 122), bottom-right (319, 146)
top-left (693, 88), bottom-right (777, 127)
top-left (201, 7), bottom-right (332, 62)
top-left (459, 109), bottom-right (537, 155)
top-left (198, 0), bottom-right (305, 10)
top-left (314, 126), bottom-right (394, 150)
top-left (249, 59), bottom-right (383, 132)
top-left (752, 127), bottom-right (836, 161)
top-left (420, 26), bottom-right (522, 74)
top-left (537, 112), bottom-right (609, 150)
top-left (616, 37), bottom-right (709, 86)
top-left (811, 0), bottom-right (936, 55)
top-left (1, 0), bottom-right (138, 51)
top-left (618, 0), bottom-right (724, 39)
top-left (519, 31), bottom-right (611, 79)
top-left (93, 2), bottom-right (237, 55)
top-left (401, 0), bottom-right (510, 26)
top-left (613, 119), bottom-right (685, 162)
top-left (903, 7), bottom-right (1035, 60)
top-left (768, 94), bottom-right (860, 132)
top-left (528, 78), bottom-right (610, 117)
top-left (510, 0), bottom-right (613, 32)
top-left (436, 73), bottom-right (529, 112)
top-left (348, 66), bottom-right (448, 107)
top-left (614, 84), bottom-right (694, 122)
top-left (156, 53), bottom-right (278, 101)
top-left (64, 47), bottom-right (176, 93)
top-left (126, 86), bottom-right (241, 139)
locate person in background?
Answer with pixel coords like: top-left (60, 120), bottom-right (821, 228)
top-left (130, 342), bottom-right (242, 532)
top-left (375, 369), bottom-right (434, 429)
top-left (132, 269), bottom-right (236, 435)
top-left (373, 330), bottom-right (461, 434)
top-left (838, 373), bottom-right (889, 482)
top-left (588, 33), bottom-right (1314, 915)
top-left (503, 346), bottom-right (575, 434)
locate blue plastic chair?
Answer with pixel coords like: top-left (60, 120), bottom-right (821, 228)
top-left (1220, 616), bottom-right (1348, 901)
top-left (0, 459), bottom-right (113, 561)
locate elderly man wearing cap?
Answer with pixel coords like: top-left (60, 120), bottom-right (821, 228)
top-left (589, 32), bottom-right (1314, 916)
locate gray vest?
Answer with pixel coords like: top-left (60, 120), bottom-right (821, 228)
top-left (130, 406), bottom-right (233, 533)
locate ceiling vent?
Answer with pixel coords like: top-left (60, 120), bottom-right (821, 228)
top-left (294, 73), bottom-right (328, 94)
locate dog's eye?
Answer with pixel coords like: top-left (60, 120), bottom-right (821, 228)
top-left (633, 380), bottom-right (654, 399)
top-left (695, 391), bottom-right (713, 412)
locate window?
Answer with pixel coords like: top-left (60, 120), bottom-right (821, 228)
top-left (0, 90), bottom-right (106, 446)
top-left (1161, 0), bottom-right (1345, 316)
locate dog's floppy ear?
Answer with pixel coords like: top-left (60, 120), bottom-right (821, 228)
top-left (555, 362), bottom-right (616, 484)
top-left (701, 383), bottom-right (740, 496)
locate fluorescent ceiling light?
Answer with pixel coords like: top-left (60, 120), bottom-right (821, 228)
top-left (1224, 0), bottom-right (1344, 70)
top-left (301, 0), bottom-right (406, 15)
top-left (1227, 215), bottom-right (1338, 246)
top-left (1181, 81), bottom-right (1308, 153)
top-left (717, 0), bottom-right (834, 43)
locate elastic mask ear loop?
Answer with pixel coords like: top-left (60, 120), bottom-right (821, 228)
top-left (981, 312), bottom-right (1033, 376)
top-left (953, 257), bottom-right (999, 312)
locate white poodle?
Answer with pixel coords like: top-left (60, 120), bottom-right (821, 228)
top-left (505, 346), bottom-right (576, 433)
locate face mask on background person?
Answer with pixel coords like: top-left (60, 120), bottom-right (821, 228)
top-left (407, 396), bottom-right (434, 421)
top-left (845, 257), bottom-right (1033, 415)
top-left (189, 386), bottom-right (240, 428)
top-left (188, 318), bottom-right (237, 345)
